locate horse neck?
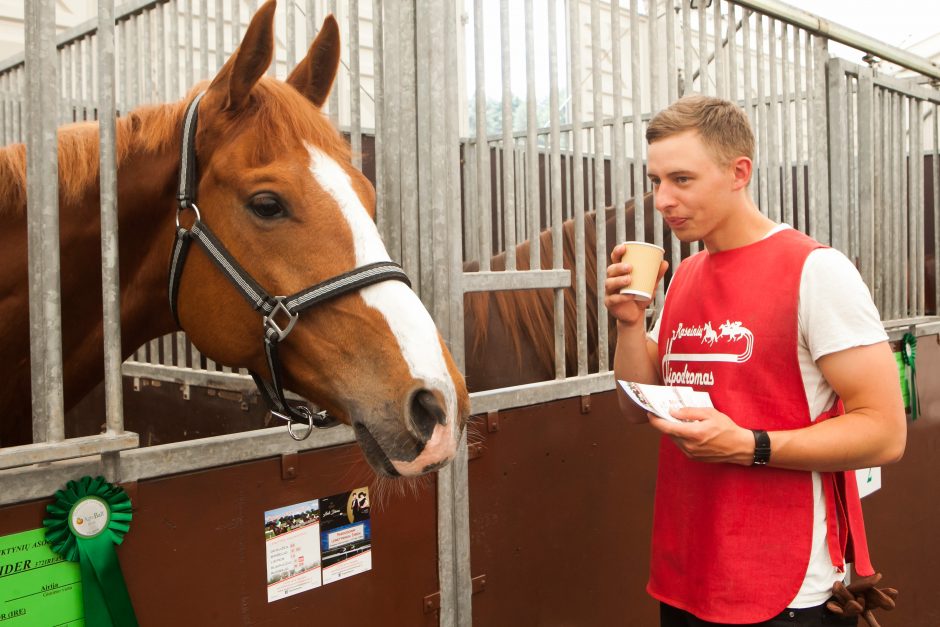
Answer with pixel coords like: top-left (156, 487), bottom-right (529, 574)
top-left (111, 104), bottom-right (188, 353)
top-left (47, 104), bottom-right (186, 356)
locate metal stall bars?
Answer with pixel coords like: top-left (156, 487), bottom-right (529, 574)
top-left (0, 0), bottom-right (369, 503)
top-left (0, 0), bottom-right (139, 473)
top-left (372, 2), bottom-right (469, 625)
top-left (453, 0), bottom-right (940, 410)
top-left (91, 0), bottom-right (940, 421)
top-left (827, 58), bottom-right (940, 338)
top-left (3, 2), bottom-right (940, 623)
top-left (35, 0), bottom-right (374, 406)
top-left (25, 0), bottom-right (65, 447)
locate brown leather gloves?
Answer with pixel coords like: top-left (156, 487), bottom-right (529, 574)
top-left (826, 573), bottom-right (898, 627)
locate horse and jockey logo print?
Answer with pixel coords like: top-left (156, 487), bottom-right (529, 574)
top-left (662, 319), bottom-right (754, 387)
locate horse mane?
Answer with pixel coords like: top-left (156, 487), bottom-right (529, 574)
top-left (465, 207), bottom-right (618, 378)
top-left (0, 143), bottom-right (25, 213)
top-left (0, 78), bottom-right (347, 216)
top-left (0, 100), bottom-right (186, 215)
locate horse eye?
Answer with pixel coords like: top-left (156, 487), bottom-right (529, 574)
top-left (248, 193), bottom-right (286, 219)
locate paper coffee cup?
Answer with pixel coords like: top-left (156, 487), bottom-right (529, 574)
top-left (619, 241), bottom-right (665, 301)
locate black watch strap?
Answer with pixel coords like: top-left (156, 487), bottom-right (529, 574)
top-left (752, 429), bottom-right (771, 466)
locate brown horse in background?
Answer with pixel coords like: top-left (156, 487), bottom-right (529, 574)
top-left (464, 193), bottom-right (674, 392)
top-left (464, 193), bottom-right (938, 393)
top-left (0, 1), bottom-right (469, 477)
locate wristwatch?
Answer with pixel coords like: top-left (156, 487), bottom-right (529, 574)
top-left (752, 429), bottom-right (771, 466)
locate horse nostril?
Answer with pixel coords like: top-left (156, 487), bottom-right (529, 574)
top-left (410, 389), bottom-right (445, 441)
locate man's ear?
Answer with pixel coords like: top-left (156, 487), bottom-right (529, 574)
top-left (731, 156), bottom-right (753, 191)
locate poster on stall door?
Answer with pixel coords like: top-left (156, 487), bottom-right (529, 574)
top-left (264, 500), bottom-right (322, 602)
top-left (318, 488), bottom-right (372, 585)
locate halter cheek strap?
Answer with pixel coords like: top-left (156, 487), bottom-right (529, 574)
top-left (169, 92), bottom-right (412, 439)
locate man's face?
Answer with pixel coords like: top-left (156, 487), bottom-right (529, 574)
top-left (647, 130), bottom-right (737, 245)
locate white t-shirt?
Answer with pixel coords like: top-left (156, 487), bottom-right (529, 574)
top-left (646, 224), bottom-right (888, 608)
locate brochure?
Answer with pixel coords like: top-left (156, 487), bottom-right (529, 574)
top-left (618, 380), bottom-right (714, 422)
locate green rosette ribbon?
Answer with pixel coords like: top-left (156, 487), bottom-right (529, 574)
top-left (894, 350), bottom-right (910, 410)
top-left (43, 475), bottom-right (138, 627)
top-left (900, 333), bottom-right (920, 420)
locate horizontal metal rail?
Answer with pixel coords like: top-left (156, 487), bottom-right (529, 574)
top-left (833, 58), bottom-right (940, 103)
top-left (885, 317), bottom-right (940, 342)
top-left (732, 0), bottom-right (940, 81)
top-left (123, 362), bottom-right (258, 393)
top-left (0, 432), bottom-right (138, 471)
top-left (3, 314), bottom-right (938, 502)
top-left (0, 424), bottom-right (356, 507)
top-left (462, 269), bottom-right (571, 293)
top-left (0, 0), bottom-right (169, 73)
top-left (122, 361), bottom-right (305, 400)
top-left (469, 372), bottom-right (615, 415)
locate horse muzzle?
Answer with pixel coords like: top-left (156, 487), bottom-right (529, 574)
top-left (351, 386), bottom-right (463, 477)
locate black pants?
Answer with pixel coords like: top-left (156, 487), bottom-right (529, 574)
top-left (660, 602), bottom-right (859, 627)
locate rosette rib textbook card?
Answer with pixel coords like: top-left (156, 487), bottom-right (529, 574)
top-left (618, 381), bottom-right (714, 422)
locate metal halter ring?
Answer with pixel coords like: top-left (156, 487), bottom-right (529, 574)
top-left (175, 202), bottom-right (202, 229)
top-left (286, 405), bottom-right (315, 441)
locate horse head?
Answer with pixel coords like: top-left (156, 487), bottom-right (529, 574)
top-left (174, 1), bottom-right (469, 477)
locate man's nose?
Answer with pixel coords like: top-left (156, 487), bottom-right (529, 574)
top-left (655, 184), bottom-right (676, 211)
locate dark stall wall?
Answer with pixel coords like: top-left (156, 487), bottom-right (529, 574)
top-left (1, 337), bottom-right (937, 626)
top-left (468, 336), bottom-right (940, 627)
top-left (0, 444), bottom-right (442, 627)
top-left (467, 393), bottom-right (662, 627)
top-left (864, 333), bottom-right (940, 627)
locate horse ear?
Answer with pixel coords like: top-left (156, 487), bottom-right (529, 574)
top-left (207, 0), bottom-right (277, 112)
top-left (286, 15), bottom-right (340, 108)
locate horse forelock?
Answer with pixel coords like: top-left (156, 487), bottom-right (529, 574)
top-left (0, 79), bottom-right (349, 220)
top-left (203, 78), bottom-right (350, 166)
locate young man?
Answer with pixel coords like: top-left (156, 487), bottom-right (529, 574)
top-left (604, 95), bottom-right (906, 626)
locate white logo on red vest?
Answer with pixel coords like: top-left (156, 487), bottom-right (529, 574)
top-left (663, 320), bottom-right (754, 386)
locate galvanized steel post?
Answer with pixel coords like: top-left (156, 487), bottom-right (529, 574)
top-left (98, 0), bottom-right (126, 437)
top-left (25, 0), bottom-right (65, 443)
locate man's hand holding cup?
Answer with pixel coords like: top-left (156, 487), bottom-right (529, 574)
top-left (605, 241), bottom-right (668, 326)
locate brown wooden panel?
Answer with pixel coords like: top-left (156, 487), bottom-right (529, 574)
top-left (468, 336), bottom-right (940, 627)
top-left (468, 392), bottom-right (661, 627)
top-left (0, 443), bottom-right (441, 626)
top-left (3, 337), bottom-right (939, 625)
top-left (864, 334), bottom-right (940, 627)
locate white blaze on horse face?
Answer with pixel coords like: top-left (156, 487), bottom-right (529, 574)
top-left (306, 145), bottom-right (458, 448)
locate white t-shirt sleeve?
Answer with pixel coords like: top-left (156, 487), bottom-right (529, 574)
top-left (647, 309), bottom-right (662, 345)
top-left (799, 248), bottom-right (888, 362)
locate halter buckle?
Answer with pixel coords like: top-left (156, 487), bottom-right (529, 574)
top-left (264, 296), bottom-right (299, 342)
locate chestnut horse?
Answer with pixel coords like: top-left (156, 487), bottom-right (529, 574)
top-left (0, 1), bottom-right (469, 477)
top-left (463, 194), bottom-right (938, 392)
top-left (463, 193), bottom-right (669, 391)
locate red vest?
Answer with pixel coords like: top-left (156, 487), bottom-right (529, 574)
top-left (650, 228), bottom-right (874, 623)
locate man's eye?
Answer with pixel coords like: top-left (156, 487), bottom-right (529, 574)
top-left (249, 193), bottom-right (286, 219)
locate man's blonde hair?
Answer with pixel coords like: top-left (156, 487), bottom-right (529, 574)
top-left (646, 94), bottom-right (754, 166)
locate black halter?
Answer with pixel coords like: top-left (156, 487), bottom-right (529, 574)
top-left (168, 92), bottom-right (412, 440)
